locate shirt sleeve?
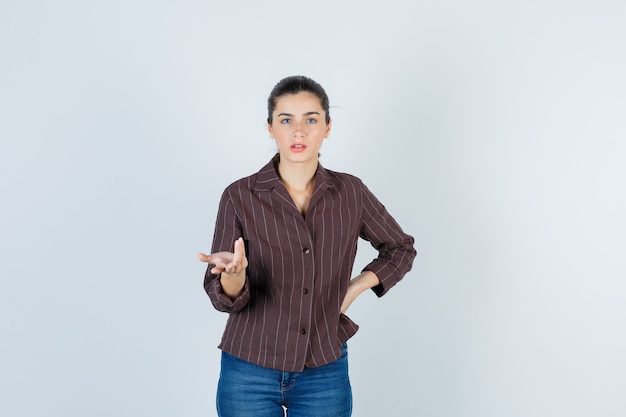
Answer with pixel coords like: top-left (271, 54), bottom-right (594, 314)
top-left (203, 186), bottom-right (251, 313)
top-left (359, 182), bottom-right (417, 297)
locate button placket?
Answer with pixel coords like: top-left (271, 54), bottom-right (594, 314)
top-left (296, 230), bottom-right (315, 345)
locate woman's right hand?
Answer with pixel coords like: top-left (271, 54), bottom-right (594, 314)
top-left (198, 238), bottom-right (248, 299)
top-left (197, 237), bottom-right (248, 276)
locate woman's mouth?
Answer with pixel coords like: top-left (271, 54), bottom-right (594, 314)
top-left (290, 144), bottom-right (307, 153)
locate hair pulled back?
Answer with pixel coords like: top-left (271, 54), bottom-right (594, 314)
top-left (267, 75), bottom-right (330, 125)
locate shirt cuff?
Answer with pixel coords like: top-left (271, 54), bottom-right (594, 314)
top-left (362, 264), bottom-right (398, 297)
top-left (214, 276), bottom-right (251, 312)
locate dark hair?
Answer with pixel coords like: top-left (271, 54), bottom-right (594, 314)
top-left (267, 75), bottom-right (331, 124)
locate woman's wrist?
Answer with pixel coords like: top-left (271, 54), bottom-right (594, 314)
top-left (220, 270), bottom-right (246, 299)
top-left (341, 271), bottom-right (380, 313)
top-left (352, 270), bottom-right (380, 292)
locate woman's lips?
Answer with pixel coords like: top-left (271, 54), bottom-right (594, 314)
top-left (290, 144), bottom-right (307, 153)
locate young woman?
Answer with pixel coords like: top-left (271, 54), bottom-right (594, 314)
top-left (198, 75), bottom-right (416, 417)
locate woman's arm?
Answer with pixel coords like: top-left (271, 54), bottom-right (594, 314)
top-left (357, 182), bottom-right (417, 297)
top-left (340, 270), bottom-right (380, 314)
top-left (201, 188), bottom-right (251, 312)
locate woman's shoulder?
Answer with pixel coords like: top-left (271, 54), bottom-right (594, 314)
top-left (322, 165), bottom-right (364, 187)
top-left (222, 172), bottom-right (259, 194)
top-left (222, 160), bottom-right (279, 194)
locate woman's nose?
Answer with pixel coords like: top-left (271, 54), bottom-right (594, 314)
top-left (293, 121), bottom-right (306, 137)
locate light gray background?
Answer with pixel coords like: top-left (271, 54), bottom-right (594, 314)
top-left (1, 1), bottom-right (625, 416)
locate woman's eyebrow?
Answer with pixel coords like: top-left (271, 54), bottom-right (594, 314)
top-left (276, 111), bottom-right (321, 118)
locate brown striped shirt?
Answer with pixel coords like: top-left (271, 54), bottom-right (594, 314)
top-left (204, 154), bottom-right (416, 372)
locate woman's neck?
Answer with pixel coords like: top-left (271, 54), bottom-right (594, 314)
top-left (277, 158), bottom-right (318, 192)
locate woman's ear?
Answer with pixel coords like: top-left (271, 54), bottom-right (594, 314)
top-left (268, 123), bottom-right (274, 139)
top-left (324, 118), bottom-right (332, 138)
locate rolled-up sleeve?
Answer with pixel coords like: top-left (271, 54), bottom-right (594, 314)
top-left (359, 183), bottom-right (417, 297)
top-left (203, 187), bottom-right (250, 313)
top-left (205, 272), bottom-right (251, 313)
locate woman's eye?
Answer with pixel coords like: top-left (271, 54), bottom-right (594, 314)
top-left (280, 118), bottom-right (291, 124)
top-left (307, 118), bottom-right (317, 124)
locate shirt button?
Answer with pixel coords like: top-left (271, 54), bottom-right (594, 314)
top-left (300, 329), bottom-right (307, 335)
top-left (303, 248), bottom-right (311, 254)
top-left (302, 288), bottom-right (309, 294)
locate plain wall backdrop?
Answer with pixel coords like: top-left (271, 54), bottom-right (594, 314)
top-left (1, 1), bottom-right (625, 416)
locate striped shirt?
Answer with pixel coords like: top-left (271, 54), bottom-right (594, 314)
top-left (204, 154), bottom-right (416, 372)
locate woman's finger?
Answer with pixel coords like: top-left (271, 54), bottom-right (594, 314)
top-left (232, 238), bottom-right (246, 269)
top-left (197, 253), bottom-right (211, 262)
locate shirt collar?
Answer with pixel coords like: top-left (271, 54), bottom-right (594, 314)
top-left (252, 153), bottom-right (335, 193)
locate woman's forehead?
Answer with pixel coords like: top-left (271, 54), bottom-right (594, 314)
top-left (273, 92), bottom-right (324, 113)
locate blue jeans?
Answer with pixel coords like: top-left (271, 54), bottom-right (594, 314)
top-left (216, 344), bottom-right (352, 417)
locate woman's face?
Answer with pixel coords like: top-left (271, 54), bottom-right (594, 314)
top-left (268, 92), bottom-right (331, 166)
